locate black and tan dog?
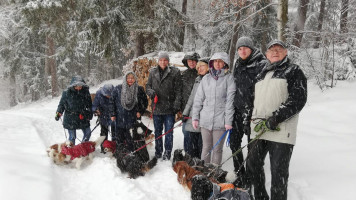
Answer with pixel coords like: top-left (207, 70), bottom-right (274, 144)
top-left (114, 120), bottom-right (156, 178)
top-left (172, 149), bottom-right (228, 183)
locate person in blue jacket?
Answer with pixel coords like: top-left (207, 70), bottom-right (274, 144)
top-left (92, 84), bottom-right (115, 152)
top-left (109, 71), bottom-right (148, 151)
top-left (55, 75), bottom-right (93, 144)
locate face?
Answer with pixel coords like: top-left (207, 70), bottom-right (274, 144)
top-left (187, 59), bottom-right (197, 69)
top-left (238, 47), bottom-right (252, 60)
top-left (197, 63), bottom-right (209, 75)
top-left (266, 45), bottom-right (288, 63)
top-left (213, 59), bottom-right (225, 70)
top-left (126, 74), bottom-right (136, 86)
top-left (158, 58), bottom-right (169, 70)
top-left (74, 86), bottom-right (82, 91)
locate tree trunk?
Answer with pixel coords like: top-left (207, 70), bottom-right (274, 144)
top-left (46, 35), bottom-right (59, 97)
top-left (313, 0), bottom-right (326, 48)
top-left (340, 0), bottom-right (348, 34)
top-left (179, 0), bottom-right (187, 50)
top-left (9, 71), bottom-right (17, 107)
top-left (277, 0), bottom-right (288, 41)
top-left (229, 16), bottom-right (240, 70)
top-left (292, 0), bottom-right (309, 47)
top-left (135, 32), bottom-right (145, 57)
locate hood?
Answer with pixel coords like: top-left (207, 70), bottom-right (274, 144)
top-left (68, 75), bottom-right (88, 88)
top-left (209, 52), bottom-right (230, 69)
top-left (182, 52), bottom-right (200, 67)
top-left (101, 84), bottom-right (114, 96)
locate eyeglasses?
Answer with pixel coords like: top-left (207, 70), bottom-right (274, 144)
top-left (267, 48), bottom-right (285, 53)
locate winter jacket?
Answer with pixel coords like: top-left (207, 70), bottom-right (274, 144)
top-left (251, 57), bottom-right (307, 145)
top-left (146, 66), bottom-right (182, 115)
top-left (181, 53), bottom-right (200, 110)
top-left (182, 75), bottom-right (204, 132)
top-left (192, 67), bottom-right (236, 131)
top-left (110, 85), bottom-right (148, 129)
top-left (57, 76), bottom-right (93, 130)
top-left (92, 85), bottom-right (114, 127)
top-left (208, 183), bottom-right (250, 200)
top-left (233, 48), bottom-right (267, 124)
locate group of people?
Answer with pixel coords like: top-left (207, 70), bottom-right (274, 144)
top-left (55, 37), bottom-right (307, 200)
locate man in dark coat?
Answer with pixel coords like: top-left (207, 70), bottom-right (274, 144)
top-left (181, 52), bottom-right (200, 155)
top-left (92, 84), bottom-right (115, 152)
top-left (146, 51), bottom-right (182, 160)
top-left (231, 36), bottom-right (267, 188)
top-left (56, 75), bottom-right (93, 144)
top-left (109, 72), bottom-right (148, 152)
top-left (246, 40), bottom-right (307, 200)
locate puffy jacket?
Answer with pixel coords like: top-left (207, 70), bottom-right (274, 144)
top-left (57, 76), bottom-right (92, 130)
top-left (182, 75), bottom-right (204, 132)
top-left (92, 85), bottom-right (114, 127)
top-left (192, 70), bottom-right (236, 131)
top-left (146, 66), bottom-right (182, 115)
top-left (233, 48), bottom-right (267, 124)
top-left (251, 57), bottom-right (307, 145)
top-left (110, 85), bottom-right (148, 129)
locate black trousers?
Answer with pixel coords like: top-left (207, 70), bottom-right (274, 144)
top-left (189, 131), bottom-right (202, 159)
top-left (115, 127), bottom-right (134, 152)
top-left (230, 114), bottom-right (246, 175)
top-left (100, 123), bottom-right (115, 150)
top-left (246, 140), bottom-right (294, 200)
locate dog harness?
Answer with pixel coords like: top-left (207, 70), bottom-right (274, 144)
top-left (61, 142), bottom-right (96, 160)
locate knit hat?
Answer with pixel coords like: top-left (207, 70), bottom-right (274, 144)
top-left (198, 57), bottom-right (210, 65)
top-left (236, 36), bottom-right (254, 50)
top-left (158, 51), bottom-right (170, 61)
top-left (266, 39), bottom-right (287, 50)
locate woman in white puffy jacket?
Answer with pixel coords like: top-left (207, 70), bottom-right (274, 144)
top-left (191, 52), bottom-right (236, 165)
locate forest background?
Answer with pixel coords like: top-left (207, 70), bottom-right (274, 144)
top-left (0, 0), bottom-right (355, 109)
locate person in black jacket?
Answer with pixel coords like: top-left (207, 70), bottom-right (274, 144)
top-left (146, 51), bottom-right (182, 160)
top-left (55, 75), bottom-right (93, 145)
top-left (181, 52), bottom-right (200, 155)
top-left (110, 71), bottom-right (148, 151)
top-left (231, 36), bottom-right (267, 188)
top-left (92, 84), bottom-right (115, 153)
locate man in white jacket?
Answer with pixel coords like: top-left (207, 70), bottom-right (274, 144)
top-left (246, 40), bottom-right (307, 200)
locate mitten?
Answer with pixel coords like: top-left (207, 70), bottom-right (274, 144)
top-left (154, 95), bottom-right (158, 104)
top-left (55, 112), bottom-right (61, 121)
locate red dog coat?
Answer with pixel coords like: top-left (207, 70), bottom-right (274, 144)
top-left (61, 142), bottom-right (96, 160)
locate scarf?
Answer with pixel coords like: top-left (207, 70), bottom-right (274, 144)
top-left (121, 72), bottom-right (138, 111)
top-left (210, 68), bottom-right (222, 80)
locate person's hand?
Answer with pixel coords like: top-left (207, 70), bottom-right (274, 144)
top-left (182, 115), bottom-right (189, 123)
top-left (55, 112), bottom-right (62, 121)
top-left (243, 125), bottom-right (251, 136)
top-left (79, 114), bottom-right (84, 120)
top-left (225, 124), bottom-right (233, 130)
top-left (266, 117), bottom-right (279, 130)
top-left (111, 116), bottom-right (116, 121)
top-left (192, 120), bottom-right (199, 130)
top-left (94, 110), bottom-right (100, 116)
top-left (136, 112), bottom-right (141, 119)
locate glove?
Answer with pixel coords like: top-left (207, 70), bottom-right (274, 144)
top-left (243, 125), bottom-right (251, 136)
top-left (55, 112), bottom-right (61, 121)
top-left (192, 120), bottom-right (199, 130)
top-left (266, 117), bottom-right (279, 130)
top-left (182, 115), bottom-right (189, 123)
top-left (154, 95), bottom-right (158, 104)
top-left (79, 114), bottom-right (84, 120)
top-left (225, 124), bottom-right (233, 130)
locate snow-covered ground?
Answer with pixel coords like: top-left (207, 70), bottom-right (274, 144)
top-left (0, 80), bottom-right (355, 200)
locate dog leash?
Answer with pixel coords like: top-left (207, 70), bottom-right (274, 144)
top-left (201, 129), bottom-right (231, 161)
top-left (60, 117), bottom-right (68, 140)
top-left (132, 121), bottom-right (183, 155)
